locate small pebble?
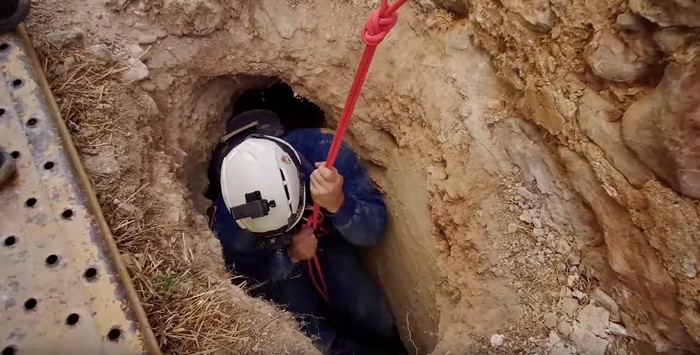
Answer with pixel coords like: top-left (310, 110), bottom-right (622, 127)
top-left (547, 56), bottom-right (557, 73)
top-left (549, 330), bottom-right (562, 345)
top-left (572, 290), bottom-right (587, 300)
top-left (555, 240), bottom-right (571, 255)
top-left (544, 312), bottom-right (558, 328)
top-left (557, 321), bottom-right (573, 336)
top-left (533, 228), bottom-right (545, 237)
top-left (519, 211), bottom-right (533, 224)
top-left (567, 253), bottom-right (581, 266)
top-left (532, 217), bottom-right (542, 228)
top-left (516, 186), bottom-right (536, 200)
top-left (562, 297), bottom-right (579, 317)
top-left (608, 322), bottom-right (628, 336)
top-left (490, 334), bottom-right (504, 347)
top-left (68, 120), bottom-right (80, 132)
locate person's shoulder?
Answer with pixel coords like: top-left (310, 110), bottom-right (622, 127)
top-left (283, 129), bottom-right (337, 152)
top-left (283, 128), bottom-right (331, 141)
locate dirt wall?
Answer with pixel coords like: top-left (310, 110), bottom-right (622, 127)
top-left (456, 0), bottom-right (700, 352)
top-left (28, 0), bottom-right (700, 353)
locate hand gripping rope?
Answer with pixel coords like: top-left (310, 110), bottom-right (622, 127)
top-left (305, 0), bottom-right (408, 303)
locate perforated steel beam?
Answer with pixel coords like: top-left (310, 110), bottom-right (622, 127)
top-left (0, 26), bottom-right (160, 355)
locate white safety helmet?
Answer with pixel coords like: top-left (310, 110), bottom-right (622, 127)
top-left (220, 135), bottom-right (306, 235)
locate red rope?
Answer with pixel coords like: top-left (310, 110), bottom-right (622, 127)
top-left (306, 0), bottom-right (408, 303)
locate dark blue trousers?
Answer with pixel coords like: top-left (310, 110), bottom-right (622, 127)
top-left (254, 249), bottom-right (398, 354)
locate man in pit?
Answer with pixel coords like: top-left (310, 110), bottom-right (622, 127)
top-left (207, 109), bottom-right (404, 354)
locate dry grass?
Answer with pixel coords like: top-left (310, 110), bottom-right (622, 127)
top-left (30, 34), bottom-right (278, 355)
top-left (35, 43), bottom-right (124, 151)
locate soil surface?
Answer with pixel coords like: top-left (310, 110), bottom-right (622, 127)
top-left (26, 0), bottom-right (700, 354)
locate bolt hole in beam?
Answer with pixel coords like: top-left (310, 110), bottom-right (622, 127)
top-left (25, 197), bottom-right (36, 207)
top-left (45, 254), bottom-right (59, 267)
top-left (107, 328), bottom-right (122, 342)
top-left (3, 235), bottom-right (16, 247)
top-left (26, 117), bottom-right (37, 127)
top-left (84, 267), bottom-right (98, 281)
top-left (10, 151), bottom-right (19, 159)
top-left (2, 346), bottom-right (16, 355)
top-left (61, 209), bottom-right (73, 220)
top-left (24, 298), bottom-right (37, 311)
top-left (11, 79), bottom-right (22, 88)
top-left (66, 313), bottom-right (80, 326)
top-left (44, 161), bottom-right (54, 170)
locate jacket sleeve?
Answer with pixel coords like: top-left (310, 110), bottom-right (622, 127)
top-left (212, 197), bottom-right (295, 285)
top-left (327, 143), bottom-right (388, 247)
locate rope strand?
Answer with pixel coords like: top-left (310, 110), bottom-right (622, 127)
top-left (306, 0), bottom-right (408, 303)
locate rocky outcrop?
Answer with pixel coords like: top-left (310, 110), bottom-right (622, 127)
top-left (558, 147), bottom-right (696, 351)
top-left (466, 0), bottom-right (700, 351)
top-left (577, 88), bottom-right (654, 188)
top-left (622, 58), bottom-right (700, 199)
top-left (629, 0), bottom-right (700, 28)
top-left (584, 29), bottom-right (658, 84)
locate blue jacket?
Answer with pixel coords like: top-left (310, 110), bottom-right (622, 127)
top-left (211, 129), bottom-right (388, 286)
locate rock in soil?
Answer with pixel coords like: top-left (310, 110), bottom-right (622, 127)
top-left (622, 57), bottom-right (700, 198)
top-left (577, 304), bottom-right (610, 338)
top-left (46, 27), bottom-right (86, 49)
top-left (532, 217), bottom-right (542, 228)
top-left (500, 0), bottom-right (553, 30)
top-left (516, 186), bottom-right (536, 200)
top-left (89, 44), bottom-right (117, 62)
top-left (555, 239), bottom-right (571, 255)
top-left (544, 312), bottom-right (558, 328)
top-left (558, 321), bottom-right (574, 337)
top-left (121, 58), bottom-right (150, 82)
top-left (562, 298), bottom-right (579, 317)
top-left (519, 210), bottom-right (533, 224)
top-left (607, 322), bottom-right (628, 337)
top-left (592, 288), bottom-right (620, 322)
top-left (490, 333), bottom-right (504, 347)
top-left (616, 11), bottom-right (648, 32)
top-left (571, 326), bottom-right (609, 355)
top-left (577, 88), bottom-right (653, 188)
top-left (549, 330), bottom-right (562, 345)
top-left (629, 0), bottom-right (700, 27)
top-left (572, 290), bottom-right (587, 300)
top-left (584, 29), bottom-right (656, 83)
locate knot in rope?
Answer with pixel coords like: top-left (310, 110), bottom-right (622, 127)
top-left (361, 1), bottom-right (402, 46)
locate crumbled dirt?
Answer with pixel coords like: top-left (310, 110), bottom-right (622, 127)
top-left (25, 0), bottom-right (700, 354)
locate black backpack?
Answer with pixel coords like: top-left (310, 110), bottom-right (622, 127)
top-left (204, 109), bottom-right (285, 200)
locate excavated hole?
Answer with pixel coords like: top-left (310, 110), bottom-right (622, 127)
top-left (183, 74), bottom-right (413, 350)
